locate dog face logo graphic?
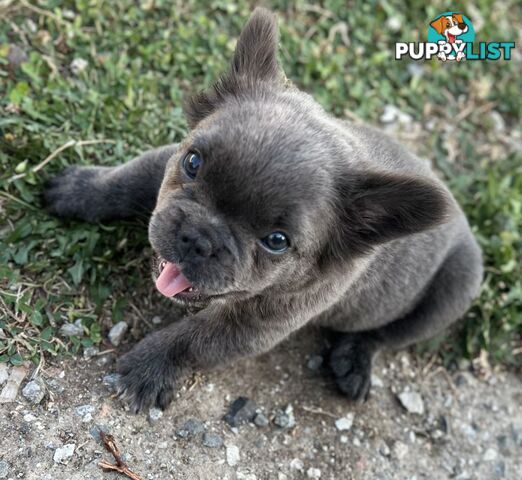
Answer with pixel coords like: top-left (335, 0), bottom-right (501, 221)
top-left (428, 12), bottom-right (475, 61)
top-left (395, 11), bottom-right (515, 62)
top-left (430, 14), bottom-right (468, 43)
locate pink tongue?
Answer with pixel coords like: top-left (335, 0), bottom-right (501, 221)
top-left (155, 262), bottom-right (192, 297)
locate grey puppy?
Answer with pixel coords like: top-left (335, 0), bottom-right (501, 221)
top-left (44, 8), bottom-right (483, 412)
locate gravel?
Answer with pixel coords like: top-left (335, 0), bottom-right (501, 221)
top-left (83, 346), bottom-right (99, 358)
top-left (21, 379), bottom-right (45, 404)
top-left (306, 355), bottom-right (323, 371)
top-left (226, 444), bottom-right (240, 466)
top-left (75, 404), bottom-right (95, 417)
top-left (102, 373), bottom-right (121, 391)
top-left (53, 444), bottom-right (75, 464)
top-left (59, 319), bottom-right (84, 337)
top-left (307, 467), bottom-right (322, 478)
top-left (224, 396), bottom-right (258, 427)
top-left (108, 321), bottom-right (128, 346)
top-left (392, 441), bottom-right (409, 461)
top-left (176, 418), bottom-right (205, 438)
top-left (0, 461), bottom-right (9, 479)
top-left (1, 334), bottom-right (521, 480)
top-left (398, 391), bottom-right (425, 415)
top-left (0, 364), bottom-right (8, 385)
top-left (289, 458), bottom-right (304, 471)
top-left (335, 413), bottom-right (354, 431)
top-left (148, 407), bottom-right (163, 423)
top-left (202, 432), bottom-right (224, 448)
top-left (253, 412), bottom-right (269, 427)
top-left (273, 404), bottom-right (295, 429)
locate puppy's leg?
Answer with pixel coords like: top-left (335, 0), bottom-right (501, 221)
top-left (44, 144), bottom-right (178, 222)
top-left (329, 239), bottom-right (482, 401)
top-left (116, 309), bottom-right (301, 413)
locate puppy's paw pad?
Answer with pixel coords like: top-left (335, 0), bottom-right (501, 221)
top-left (329, 336), bottom-right (373, 403)
top-left (116, 351), bottom-right (177, 414)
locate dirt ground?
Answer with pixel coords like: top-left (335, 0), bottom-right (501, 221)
top-left (0, 326), bottom-right (521, 480)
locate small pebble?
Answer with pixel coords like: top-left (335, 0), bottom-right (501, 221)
top-left (274, 405), bottom-right (295, 429)
top-left (307, 467), bottom-right (321, 479)
top-left (398, 391), bottom-right (425, 415)
top-left (0, 460), bottom-right (9, 479)
top-left (226, 444), bottom-right (240, 466)
top-left (371, 374), bottom-right (384, 388)
top-left (224, 397), bottom-right (258, 427)
top-left (23, 413), bottom-right (37, 422)
top-left (306, 355), bottom-right (323, 371)
top-left (148, 407), bottom-right (163, 423)
top-left (379, 441), bottom-right (391, 457)
top-left (108, 321), bottom-right (128, 346)
top-left (176, 418), bottom-right (204, 438)
top-left (152, 316), bottom-right (162, 325)
top-left (102, 373), bottom-right (121, 391)
top-left (335, 413), bottom-right (354, 431)
top-left (253, 412), bottom-right (269, 428)
top-left (22, 379), bottom-right (45, 404)
top-left (202, 432), bottom-right (223, 448)
top-left (0, 364), bottom-right (9, 385)
top-left (75, 404), bottom-right (95, 417)
top-left (70, 58), bottom-right (88, 75)
top-left (290, 458), bottom-right (304, 471)
top-left (59, 321), bottom-right (84, 337)
top-left (393, 441), bottom-right (409, 460)
top-left (483, 448), bottom-right (498, 461)
top-left (53, 444), bottom-right (75, 464)
top-left (237, 473), bottom-right (257, 480)
top-left (237, 473), bottom-right (256, 480)
top-left (83, 346), bottom-right (99, 358)
top-left (89, 424), bottom-right (109, 444)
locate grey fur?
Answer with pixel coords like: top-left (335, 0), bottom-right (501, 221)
top-left (44, 8), bottom-right (482, 412)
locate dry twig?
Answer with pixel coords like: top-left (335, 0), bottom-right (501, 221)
top-left (98, 431), bottom-right (143, 480)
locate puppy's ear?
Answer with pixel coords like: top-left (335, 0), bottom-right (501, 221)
top-left (430, 16), bottom-right (446, 35)
top-left (326, 171), bottom-right (453, 261)
top-left (184, 8), bottom-right (282, 128)
top-left (453, 13), bottom-right (464, 24)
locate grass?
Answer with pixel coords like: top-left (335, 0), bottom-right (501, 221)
top-left (0, 0), bottom-right (520, 368)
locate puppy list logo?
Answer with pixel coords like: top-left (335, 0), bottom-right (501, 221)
top-left (395, 11), bottom-right (515, 61)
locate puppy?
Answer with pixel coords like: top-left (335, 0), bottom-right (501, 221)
top-left (45, 8), bottom-right (483, 412)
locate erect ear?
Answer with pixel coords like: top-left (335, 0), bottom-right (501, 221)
top-left (328, 171), bottom-right (453, 259)
top-left (184, 8), bottom-right (282, 128)
top-left (430, 16), bottom-right (446, 35)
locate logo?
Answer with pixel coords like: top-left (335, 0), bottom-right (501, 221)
top-left (395, 11), bottom-right (515, 61)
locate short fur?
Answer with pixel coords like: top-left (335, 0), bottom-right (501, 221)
top-left (44, 8), bottom-right (483, 412)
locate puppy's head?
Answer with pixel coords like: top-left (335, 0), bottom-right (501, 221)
top-left (149, 8), bottom-right (451, 306)
top-left (430, 14), bottom-right (468, 41)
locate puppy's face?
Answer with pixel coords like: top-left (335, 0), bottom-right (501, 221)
top-left (148, 9), bottom-right (450, 306)
top-left (149, 100), bottom-right (336, 305)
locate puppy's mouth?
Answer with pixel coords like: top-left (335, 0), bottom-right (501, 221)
top-left (155, 258), bottom-right (199, 299)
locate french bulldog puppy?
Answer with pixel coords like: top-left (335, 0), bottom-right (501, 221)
top-left (44, 8), bottom-right (483, 412)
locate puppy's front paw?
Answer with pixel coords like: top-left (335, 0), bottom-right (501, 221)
top-left (43, 166), bottom-right (101, 221)
top-left (328, 334), bottom-right (376, 403)
top-left (116, 342), bottom-right (183, 413)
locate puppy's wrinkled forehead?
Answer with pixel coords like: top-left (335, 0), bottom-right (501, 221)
top-left (191, 102), bottom-right (332, 231)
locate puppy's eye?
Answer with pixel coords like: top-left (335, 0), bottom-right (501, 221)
top-left (182, 152), bottom-right (202, 179)
top-left (260, 231), bottom-right (290, 253)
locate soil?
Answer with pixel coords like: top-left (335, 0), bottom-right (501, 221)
top-left (0, 327), bottom-right (521, 480)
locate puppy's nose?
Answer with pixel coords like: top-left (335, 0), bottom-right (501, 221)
top-left (178, 228), bottom-right (213, 259)
top-left (458, 22), bottom-right (466, 29)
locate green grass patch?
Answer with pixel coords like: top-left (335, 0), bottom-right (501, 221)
top-left (1, 1), bottom-right (520, 367)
